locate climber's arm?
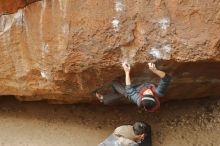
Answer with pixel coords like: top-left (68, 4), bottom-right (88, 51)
top-left (122, 63), bottom-right (131, 86)
top-left (148, 63), bottom-right (171, 97)
top-left (148, 63), bottom-right (166, 78)
top-left (122, 63), bottom-right (141, 106)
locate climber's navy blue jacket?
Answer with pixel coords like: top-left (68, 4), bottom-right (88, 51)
top-left (125, 74), bottom-right (171, 107)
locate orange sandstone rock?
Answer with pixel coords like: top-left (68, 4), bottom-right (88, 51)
top-left (0, 0), bottom-right (219, 103)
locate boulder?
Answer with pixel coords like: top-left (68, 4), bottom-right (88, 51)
top-left (0, 0), bottom-right (219, 103)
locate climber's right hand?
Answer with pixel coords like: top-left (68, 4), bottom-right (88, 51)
top-left (122, 63), bottom-right (130, 73)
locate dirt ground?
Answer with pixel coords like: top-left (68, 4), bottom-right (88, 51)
top-left (0, 96), bottom-right (220, 146)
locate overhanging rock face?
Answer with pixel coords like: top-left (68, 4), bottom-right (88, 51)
top-left (0, 0), bottom-right (220, 103)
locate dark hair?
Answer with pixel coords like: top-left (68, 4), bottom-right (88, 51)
top-left (142, 99), bottom-right (156, 110)
top-left (133, 121), bottom-right (151, 135)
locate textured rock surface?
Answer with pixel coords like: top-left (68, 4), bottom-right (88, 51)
top-left (0, 0), bottom-right (40, 15)
top-left (0, 0), bottom-right (220, 103)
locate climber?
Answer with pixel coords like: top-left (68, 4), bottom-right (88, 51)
top-left (94, 62), bottom-right (171, 112)
top-left (98, 121), bottom-right (152, 146)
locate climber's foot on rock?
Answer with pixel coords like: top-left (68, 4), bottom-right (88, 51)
top-left (95, 92), bottom-right (104, 103)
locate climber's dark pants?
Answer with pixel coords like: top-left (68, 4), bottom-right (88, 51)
top-left (139, 126), bottom-right (152, 146)
top-left (102, 81), bottom-right (127, 105)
